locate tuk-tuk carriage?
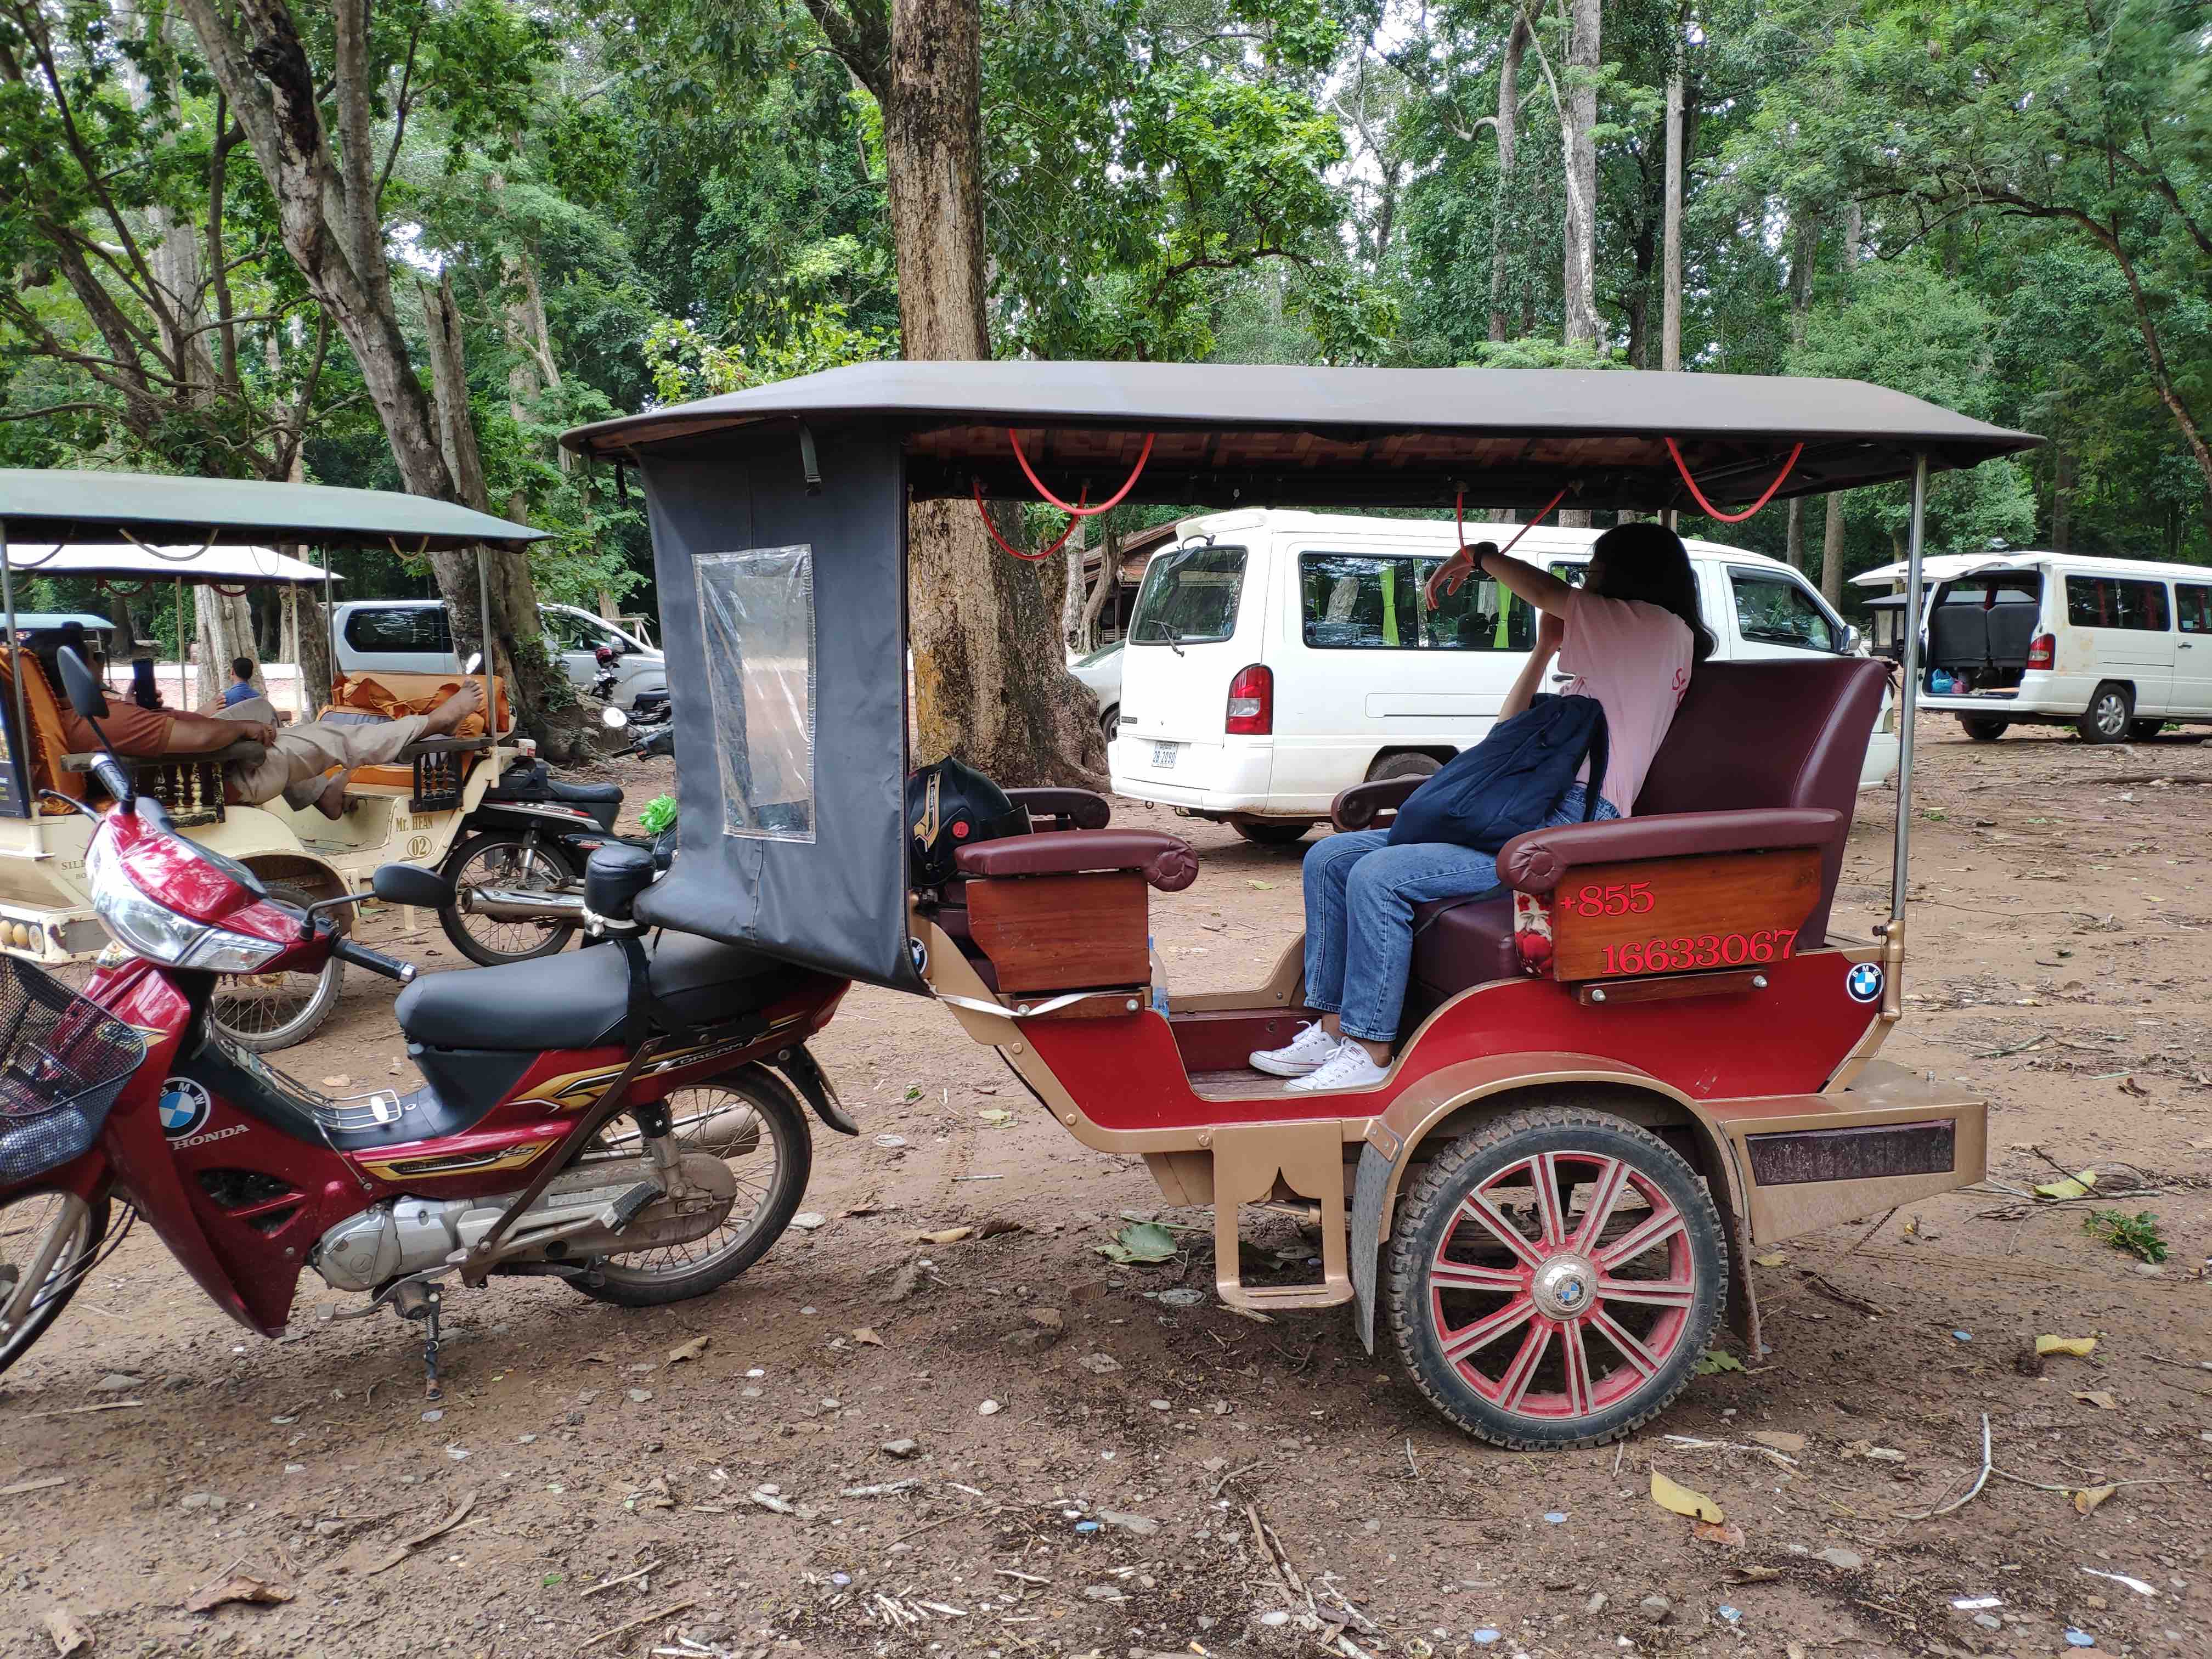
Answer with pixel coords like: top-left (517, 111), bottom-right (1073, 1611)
top-left (562, 362), bottom-right (2037, 1447)
top-left (0, 472), bottom-right (535, 1049)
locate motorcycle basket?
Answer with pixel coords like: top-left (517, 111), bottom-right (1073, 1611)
top-left (0, 957), bottom-right (145, 1183)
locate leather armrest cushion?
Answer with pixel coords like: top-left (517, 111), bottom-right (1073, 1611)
top-left (1004, 787), bottom-right (1111, 830)
top-left (956, 828), bottom-right (1198, 892)
top-left (1331, 776), bottom-right (1425, 832)
top-left (1497, 808), bottom-right (1844, 895)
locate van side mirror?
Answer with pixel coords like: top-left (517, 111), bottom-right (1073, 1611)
top-left (1842, 624), bottom-right (1864, 656)
top-left (372, 863), bottom-right (455, 908)
top-left (55, 646), bottom-right (108, 719)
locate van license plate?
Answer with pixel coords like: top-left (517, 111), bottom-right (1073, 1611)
top-left (1151, 742), bottom-right (1177, 769)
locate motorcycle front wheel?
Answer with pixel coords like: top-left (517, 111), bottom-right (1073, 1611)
top-left (209, 882), bottom-right (343, 1051)
top-left (440, 832), bottom-right (579, 966)
top-left (0, 1190), bottom-right (109, 1376)
top-left (571, 1065), bottom-right (812, 1308)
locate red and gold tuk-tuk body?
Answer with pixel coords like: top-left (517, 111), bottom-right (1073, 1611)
top-left (564, 362), bottom-right (2036, 1447)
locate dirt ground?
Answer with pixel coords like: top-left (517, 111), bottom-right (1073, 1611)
top-left (3, 718), bottom-right (2209, 1659)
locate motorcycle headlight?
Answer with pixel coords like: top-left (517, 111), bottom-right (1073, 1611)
top-left (84, 834), bottom-right (285, 973)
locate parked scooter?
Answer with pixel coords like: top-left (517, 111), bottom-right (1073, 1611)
top-left (0, 648), bottom-right (851, 1388)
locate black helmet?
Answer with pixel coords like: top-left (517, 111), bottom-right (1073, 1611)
top-left (906, 758), bottom-right (1027, 886)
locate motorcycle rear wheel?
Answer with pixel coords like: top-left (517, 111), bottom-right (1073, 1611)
top-left (571, 1065), bottom-right (811, 1307)
top-left (0, 1191), bottom-right (109, 1376)
top-left (440, 832), bottom-right (578, 966)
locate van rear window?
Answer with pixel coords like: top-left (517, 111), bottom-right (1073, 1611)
top-left (2066, 576), bottom-right (2169, 632)
top-left (1299, 552), bottom-right (1583, 650)
top-left (1130, 545), bottom-right (1246, 645)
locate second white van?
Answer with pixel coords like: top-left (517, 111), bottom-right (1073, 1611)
top-left (1107, 509), bottom-right (1897, 842)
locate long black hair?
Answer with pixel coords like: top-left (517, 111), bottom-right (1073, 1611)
top-left (1585, 522), bottom-right (1716, 663)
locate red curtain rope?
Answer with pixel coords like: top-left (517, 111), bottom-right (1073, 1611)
top-left (1007, 429), bottom-right (1155, 517)
top-left (1664, 438), bottom-right (1803, 523)
top-left (974, 478), bottom-right (1088, 562)
top-left (1458, 486), bottom-right (1571, 558)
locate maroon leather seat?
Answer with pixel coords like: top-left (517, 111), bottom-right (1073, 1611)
top-left (1392, 657), bottom-right (1890, 1027)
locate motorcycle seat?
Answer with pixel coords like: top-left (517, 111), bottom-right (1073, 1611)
top-left (395, 930), bottom-right (785, 1051)
top-left (545, 777), bottom-right (624, 806)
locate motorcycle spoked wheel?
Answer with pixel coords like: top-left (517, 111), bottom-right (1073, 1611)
top-left (569, 1065), bottom-right (812, 1308)
top-left (208, 882), bottom-right (345, 1051)
top-left (0, 1190), bottom-right (109, 1376)
top-left (439, 832), bottom-right (579, 966)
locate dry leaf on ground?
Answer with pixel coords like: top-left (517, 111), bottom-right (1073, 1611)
top-left (1650, 1470), bottom-right (1724, 1522)
top-left (184, 1575), bottom-right (295, 1613)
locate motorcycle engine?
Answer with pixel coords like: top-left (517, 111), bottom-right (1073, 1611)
top-left (309, 1147), bottom-right (744, 1293)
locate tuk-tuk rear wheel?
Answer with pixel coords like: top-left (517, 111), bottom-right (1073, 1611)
top-left (1381, 1105), bottom-right (1725, 1450)
top-left (208, 882), bottom-right (344, 1051)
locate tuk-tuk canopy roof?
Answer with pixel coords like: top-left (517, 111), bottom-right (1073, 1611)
top-left (560, 361), bottom-right (2041, 511)
top-left (0, 470), bottom-right (544, 551)
top-left (2, 540), bottom-right (342, 587)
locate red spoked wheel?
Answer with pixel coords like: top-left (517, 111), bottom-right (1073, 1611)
top-left (1383, 1105), bottom-right (1726, 1449)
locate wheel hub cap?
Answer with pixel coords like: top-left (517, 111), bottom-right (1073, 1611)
top-left (1531, 1254), bottom-right (1597, 1319)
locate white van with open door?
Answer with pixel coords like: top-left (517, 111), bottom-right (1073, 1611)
top-left (1109, 509), bottom-right (1895, 842)
top-left (1915, 552), bottom-right (2212, 743)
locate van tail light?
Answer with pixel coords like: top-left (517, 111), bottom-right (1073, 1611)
top-left (1225, 664), bottom-right (1272, 735)
top-left (2026, 632), bottom-right (2055, 670)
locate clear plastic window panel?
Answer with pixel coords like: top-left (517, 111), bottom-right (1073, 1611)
top-left (695, 545), bottom-right (817, 843)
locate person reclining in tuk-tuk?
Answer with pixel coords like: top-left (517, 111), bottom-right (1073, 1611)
top-left (16, 625), bottom-right (484, 819)
top-left (1252, 522), bottom-right (1715, 1092)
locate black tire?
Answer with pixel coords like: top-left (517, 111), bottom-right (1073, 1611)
top-left (0, 1192), bottom-right (109, 1376)
top-left (2076, 683), bottom-right (2132, 744)
top-left (1099, 705), bottom-right (1120, 747)
top-left (571, 1065), bottom-right (812, 1308)
top-left (1383, 1105), bottom-right (1726, 1450)
top-left (1365, 751), bottom-right (1442, 785)
top-left (1959, 716), bottom-right (2010, 743)
top-left (2128, 719), bottom-right (2164, 742)
top-left (1234, 820), bottom-right (1314, 847)
top-left (208, 882), bottom-right (343, 1051)
top-left (439, 832), bottom-right (578, 966)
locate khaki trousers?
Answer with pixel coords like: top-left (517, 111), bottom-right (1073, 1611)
top-left (224, 714), bottom-right (430, 810)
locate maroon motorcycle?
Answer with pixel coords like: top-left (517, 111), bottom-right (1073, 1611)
top-left (0, 650), bottom-right (851, 1395)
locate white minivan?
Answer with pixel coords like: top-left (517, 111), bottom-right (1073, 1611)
top-left (1107, 509), bottom-right (1896, 843)
top-left (1913, 552), bottom-right (2212, 743)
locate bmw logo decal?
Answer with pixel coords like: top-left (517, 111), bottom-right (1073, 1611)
top-left (1846, 963), bottom-right (1885, 1004)
top-left (1556, 1280), bottom-right (1584, 1309)
top-left (159, 1077), bottom-right (212, 1139)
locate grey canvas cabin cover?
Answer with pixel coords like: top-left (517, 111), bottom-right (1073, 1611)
top-left (562, 361), bottom-right (2039, 992)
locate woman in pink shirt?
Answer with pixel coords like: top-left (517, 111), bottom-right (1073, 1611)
top-left (1252, 522), bottom-right (1714, 1092)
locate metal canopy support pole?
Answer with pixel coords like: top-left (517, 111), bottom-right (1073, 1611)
top-left (321, 544), bottom-right (337, 702)
top-left (1879, 451), bottom-right (1930, 1020)
top-left (0, 518), bottom-right (35, 843)
top-left (475, 546), bottom-right (495, 755)
top-left (174, 577), bottom-right (186, 706)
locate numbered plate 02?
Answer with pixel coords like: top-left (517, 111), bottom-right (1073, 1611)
top-left (1543, 849), bottom-right (1822, 981)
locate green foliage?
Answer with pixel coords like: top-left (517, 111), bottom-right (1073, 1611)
top-left (642, 301), bottom-right (896, 405)
top-left (2082, 1209), bottom-right (2169, 1265)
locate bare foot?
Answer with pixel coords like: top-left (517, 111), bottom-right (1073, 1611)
top-left (314, 772), bottom-right (349, 821)
top-left (422, 679), bottom-right (486, 737)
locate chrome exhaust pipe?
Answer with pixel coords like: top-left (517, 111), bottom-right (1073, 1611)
top-left (461, 887), bottom-right (589, 922)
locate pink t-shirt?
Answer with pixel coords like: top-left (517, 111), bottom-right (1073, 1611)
top-left (1557, 594), bottom-right (1694, 815)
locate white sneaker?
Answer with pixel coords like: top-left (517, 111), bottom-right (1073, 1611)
top-left (1249, 1021), bottom-right (1344, 1077)
top-left (1284, 1040), bottom-right (1390, 1093)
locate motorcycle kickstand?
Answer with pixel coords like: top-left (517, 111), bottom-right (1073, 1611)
top-left (389, 1279), bottom-right (447, 1403)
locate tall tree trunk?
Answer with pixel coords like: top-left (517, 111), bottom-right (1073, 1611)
top-left (1079, 525), bottom-right (1117, 652)
top-left (173, 0), bottom-right (573, 741)
top-left (1784, 209), bottom-right (1818, 571)
top-left (1488, 16), bottom-right (1530, 343)
top-left (1061, 520), bottom-right (1088, 650)
top-left (1661, 72), bottom-right (1683, 373)
top-left (2051, 437), bottom-right (2073, 551)
top-left (1819, 201), bottom-right (1863, 608)
top-left (193, 586), bottom-right (257, 708)
top-left (888, 0), bottom-right (1103, 785)
top-left (1560, 0), bottom-right (1601, 351)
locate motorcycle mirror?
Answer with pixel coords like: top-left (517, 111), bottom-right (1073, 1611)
top-left (55, 646), bottom-right (108, 719)
top-left (371, 863), bottom-right (455, 909)
top-left (600, 704), bottom-right (630, 730)
top-left (462, 651), bottom-right (484, 675)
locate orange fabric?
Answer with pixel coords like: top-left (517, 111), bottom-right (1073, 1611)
top-left (329, 671), bottom-right (511, 740)
top-left (345, 764), bottom-right (416, 789)
top-left (0, 651), bottom-right (85, 812)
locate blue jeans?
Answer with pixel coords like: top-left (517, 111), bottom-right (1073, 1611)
top-left (1301, 784), bottom-right (1621, 1044)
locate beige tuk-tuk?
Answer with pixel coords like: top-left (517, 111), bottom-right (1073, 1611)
top-left (0, 472), bottom-right (543, 1048)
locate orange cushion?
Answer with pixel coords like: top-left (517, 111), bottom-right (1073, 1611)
top-left (0, 651), bottom-right (86, 813)
top-left (329, 671), bottom-right (511, 738)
